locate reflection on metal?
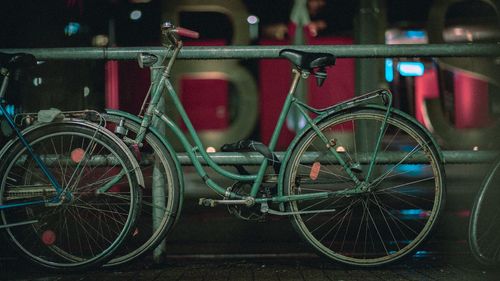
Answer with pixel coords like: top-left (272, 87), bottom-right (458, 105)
top-left (425, 99), bottom-right (500, 149)
top-left (162, 0), bottom-right (250, 45)
top-left (169, 62), bottom-right (258, 149)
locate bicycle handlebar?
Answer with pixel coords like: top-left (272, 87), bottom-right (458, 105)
top-left (161, 21), bottom-right (199, 46)
top-left (175, 27), bottom-right (199, 39)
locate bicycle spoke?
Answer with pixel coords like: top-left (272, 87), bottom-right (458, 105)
top-left (285, 109), bottom-right (443, 265)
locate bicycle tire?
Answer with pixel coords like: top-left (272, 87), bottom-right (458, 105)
top-left (469, 155), bottom-right (500, 266)
top-left (284, 107), bottom-right (445, 266)
top-left (101, 114), bottom-right (181, 267)
top-left (0, 121), bottom-right (141, 270)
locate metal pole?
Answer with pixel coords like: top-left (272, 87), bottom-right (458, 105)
top-left (354, 0), bottom-right (386, 171)
top-left (150, 57), bottom-right (167, 263)
top-left (289, 0), bottom-right (310, 133)
top-left (174, 151), bottom-right (497, 165)
top-left (2, 44), bottom-right (499, 60)
top-left (15, 151), bottom-right (497, 166)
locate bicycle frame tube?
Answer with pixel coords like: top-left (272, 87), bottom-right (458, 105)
top-left (131, 58), bottom-right (303, 198)
top-left (131, 44), bottom-right (392, 202)
top-left (153, 74), bottom-right (303, 198)
top-left (293, 103), bottom-right (362, 186)
top-left (365, 93), bottom-right (393, 182)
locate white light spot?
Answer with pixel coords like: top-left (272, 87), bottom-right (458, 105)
top-left (83, 86), bottom-right (90, 97)
top-left (130, 10), bottom-right (142, 21)
top-left (247, 15), bottom-right (259, 25)
top-left (206, 147), bottom-right (216, 153)
top-left (33, 77), bottom-right (42, 86)
top-left (336, 146), bottom-right (346, 153)
top-left (473, 146), bottom-right (479, 151)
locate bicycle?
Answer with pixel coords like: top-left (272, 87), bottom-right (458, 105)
top-left (100, 21), bottom-right (446, 267)
top-left (0, 53), bottom-right (142, 270)
top-left (469, 154), bottom-right (500, 266)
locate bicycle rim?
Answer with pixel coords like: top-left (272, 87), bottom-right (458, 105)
top-left (469, 156), bottom-right (500, 266)
top-left (284, 108), bottom-right (445, 266)
top-left (0, 122), bottom-right (140, 270)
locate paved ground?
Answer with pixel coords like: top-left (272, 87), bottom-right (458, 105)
top-left (2, 253), bottom-right (500, 281)
top-left (1, 164), bottom-right (498, 280)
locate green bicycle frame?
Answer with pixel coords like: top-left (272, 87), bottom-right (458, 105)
top-left (129, 45), bottom-right (395, 205)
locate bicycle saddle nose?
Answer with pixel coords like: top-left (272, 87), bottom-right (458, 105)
top-left (279, 49), bottom-right (336, 70)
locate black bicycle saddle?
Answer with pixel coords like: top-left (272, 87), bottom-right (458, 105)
top-left (279, 49), bottom-right (336, 70)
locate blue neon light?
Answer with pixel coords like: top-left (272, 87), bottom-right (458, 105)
top-left (0, 104), bottom-right (15, 116)
top-left (414, 250), bottom-right (429, 257)
top-left (64, 22), bottom-right (80, 36)
top-left (405, 30), bottom-right (426, 40)
top-left (385, 59), bottom-right (394, 82)
top-left (397, 62), bottom-right (424, 77)
top-left (400, 209), bottom-right (424, 216)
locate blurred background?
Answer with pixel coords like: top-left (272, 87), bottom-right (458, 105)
top-left (0, 0), bottom-right (499, 262)
top-left (0, 0), bottom-right (499, 150)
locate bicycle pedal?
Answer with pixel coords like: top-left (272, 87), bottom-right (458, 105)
top-left (199, 198), bottom-right (217, 207)
top-left (350, 162), bottom-right (362, 173)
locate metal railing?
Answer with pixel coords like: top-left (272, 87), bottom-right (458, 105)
top-left (2, 43), bottom-right (500, 60)
top-left (2, 43), bottom-right (499, 164)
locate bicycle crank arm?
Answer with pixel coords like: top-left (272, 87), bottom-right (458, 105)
top-left (199, 197), bottom-right (255, 207)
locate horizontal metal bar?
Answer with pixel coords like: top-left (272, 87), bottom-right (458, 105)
top-left (177, 151), bottom-right (498, 165)
top-left (19, 150), bottom-right (495, 167)
top-left (2, 43), bottom-right (499, 60)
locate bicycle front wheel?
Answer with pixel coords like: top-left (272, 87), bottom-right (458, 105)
top-left (469, 155), bottom-right (500, 266)
top-left (284, 107), bottom-right (445, 266)
top-left (0, 121), bottom-right (141, 270)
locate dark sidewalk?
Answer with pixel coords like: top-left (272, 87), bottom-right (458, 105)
top-left (2, 253), bottom-right (500, 281)
top-left (1, 164), bottom-right (498, 280)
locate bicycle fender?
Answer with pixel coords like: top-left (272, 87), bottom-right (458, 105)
top-left (104, 109), bottom-right (185, 220)
top-left (277, 104), bottom-right (445, 199)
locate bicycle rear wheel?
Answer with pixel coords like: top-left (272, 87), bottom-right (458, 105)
top-left (469, 155), bottom-right (500, 266)
top-left (284, 107), bottom-right (445, 266)
top-left (0, 121), bottom-right (141, 270)
top-left (100, 114), bottom-right (181, 267)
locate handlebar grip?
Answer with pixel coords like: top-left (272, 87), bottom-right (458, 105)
top-left (175, 27), bottom-right (200, 39)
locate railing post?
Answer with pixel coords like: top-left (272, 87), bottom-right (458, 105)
top-left (288, 0), bottom-right (311, 132)
top-left (354, 0), bottom-right (387, 158)
top-left (150, 56), bottom-right (167, 263)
